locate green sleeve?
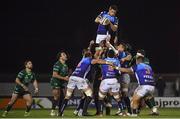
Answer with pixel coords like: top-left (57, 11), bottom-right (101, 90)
top-left (16, 71), bottom-right (24, 80)
top-left (33, 73), bottom-right (37, 81)
top-left (53, 64), bottom-right (60, 72)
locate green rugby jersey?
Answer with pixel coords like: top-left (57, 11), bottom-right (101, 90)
top-left (50, 61), bottom-right (68, 88)
top-left (14, 69), bottom-right (36, 93)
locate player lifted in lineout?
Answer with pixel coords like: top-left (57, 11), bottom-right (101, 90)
top-left (95, 5), bottom-right (119, 45)
top-left (2, 60), bottom-right (39, 117)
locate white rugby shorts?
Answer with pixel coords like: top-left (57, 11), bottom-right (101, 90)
top-left (99, 78), bottom-right (120, 93)
top-left (67, 76), bottom-right (89, 90)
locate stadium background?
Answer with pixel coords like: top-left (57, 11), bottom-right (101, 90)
top-left (0, 0), bottom-right (180, 114)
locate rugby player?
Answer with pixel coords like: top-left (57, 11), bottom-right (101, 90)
top-left (97, 50), bottom-right (125, 116)
top-left (50, 51), bottom-right (69, 116)
top-left (95, 5), bottom-right (119, 44)
top-left (58, 49), bottom-right (113, 117)
top-left (2, 60), bottom-right (39, 117)
top-left (106, 41), bottom-right (132, 115)
top-left (115, 52), bottom-right (159, 116)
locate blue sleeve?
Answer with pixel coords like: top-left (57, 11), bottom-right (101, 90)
top-left (131, 65), bottom-right (137, 72)
top-left (89, 58), bottom-right (92, 64)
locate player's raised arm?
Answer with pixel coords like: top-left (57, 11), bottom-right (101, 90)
top-left (87, 40), bottom-right (95, 51)
top-left (115, 67), bottom-right (134, 74)
top-left (91, 59), bottom-right (113, 65)
top-left (106, 41), bottom-right (119, 55)
top-left (121, 53), bottom-right (132, 63)
top-left (95, 13), bottom-right (102, 24)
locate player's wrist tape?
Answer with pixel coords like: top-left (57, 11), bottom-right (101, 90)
top-left (35, 88), bottom-right (39, 91)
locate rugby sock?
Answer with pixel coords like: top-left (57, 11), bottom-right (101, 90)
top-left (59, 99), bottom-right (68, 115)
top-left (105, 107), bottom-right (111, 115)
top-left (104, 96), bottom-right (111, 115)
top-left (82, 96), bottom-right (92, 115)
top-left (52, 99), bottom-right (58, 110)
top-left (26, 105), bottom-right (32, 112)
top-left (137, 105), bottom-right (141, 114)
top-left (124, 96), bottom-right (132, 114)
top-left (137, 99), bottom-right (143, 113)
top-left (77, 98), bottom-right (85, 111)
top-left (94, 97), bottom-right (99, 114)
top-left (58, 91), bottom-right (65, 112)
top-left (150, 97), bottom-right (156, 107)
top-left (6, 104), bottom-right (13, 112)
top-left (98, 100), bottom-right (104, 114)
top-left (145, 97), bottom-right (156, 109)
top-left (117, 100), bottom-right (125, 112)
top-left (132, 109), bottom-right (137, 114)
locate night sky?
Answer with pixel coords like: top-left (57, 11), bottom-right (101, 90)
top-left (0, 0), bottom-right (179, 74)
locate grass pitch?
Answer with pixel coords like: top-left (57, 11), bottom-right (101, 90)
top-left (1, 108), bottom-right (180, 118)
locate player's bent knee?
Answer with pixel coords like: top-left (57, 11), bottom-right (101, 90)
top-left (98, 91), bottom-right (106, 100)
top-left (132, 96), bottom-right (141, 106)
top-left (26, 100), bottom-right (33, 106)
top-left (65, 89), bottom-right (73, 99)
top-left (84, 89), bottom-right (92, 97)
top-left (8, 100), bottom-right (15, 105)
top-left (9, 99), bottom-right (16, 105)
top-left (53, 93), bottom-right (60, 100)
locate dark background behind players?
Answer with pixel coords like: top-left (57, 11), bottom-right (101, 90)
top-left (0, 0), bottom-right (179, 74)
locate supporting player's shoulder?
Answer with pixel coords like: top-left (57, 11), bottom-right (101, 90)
top-left (84, 57), bottom-right (93, 64)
